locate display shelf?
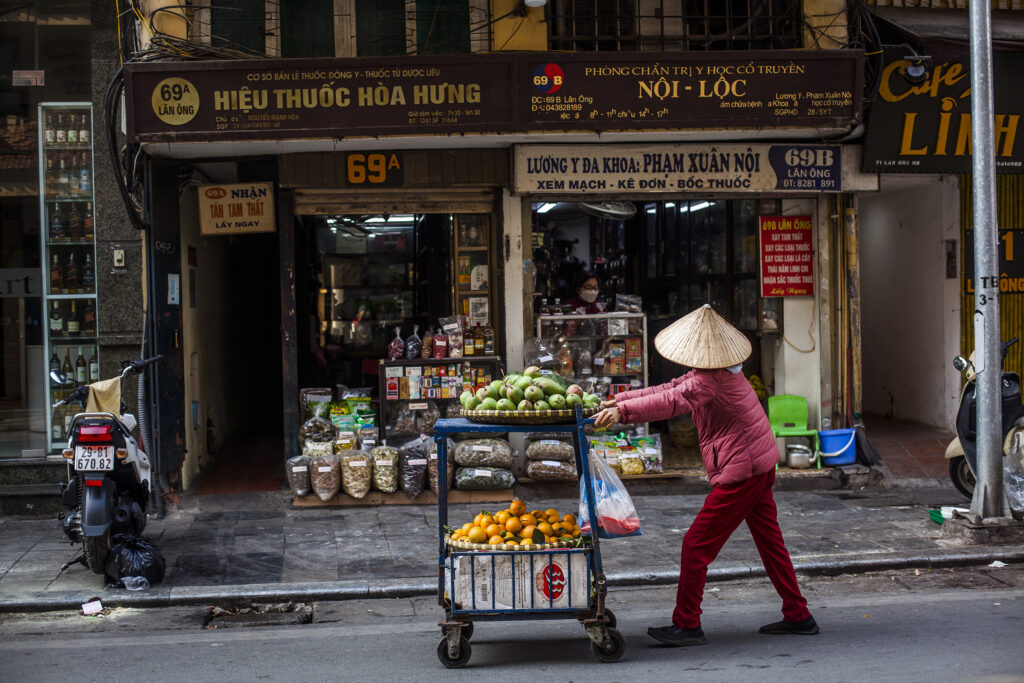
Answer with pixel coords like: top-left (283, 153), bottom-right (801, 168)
top-left (39, 102), bottom-right (98, 452)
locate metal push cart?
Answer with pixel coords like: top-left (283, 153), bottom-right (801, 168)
top-left (432, 406), bottom-right (625, 668)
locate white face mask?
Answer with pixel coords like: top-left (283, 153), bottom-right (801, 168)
top-left (579, 290), bottom-right (598, 303)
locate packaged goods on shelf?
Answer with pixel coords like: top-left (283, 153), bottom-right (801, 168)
top-left (525, 439), bottom-right (574, 462)
top-left (526, 459), bottom-right (577, 481)
top-left (388, 327), bottom-right (405, 360)
top-left (618, 448), bottom-right (644, 476)
top-left (631, 434), bottom-right (664, 474)
top-left (333, 431), bottom-right (357, 452)
top-left (286, 455), bottom-right (312, 497)
top-left (310, 452), bottom-right (341, 501)
top-left (439, 316), bottom-right (463, 359)
top-left (455, 466), bottom-right (514, 490)
top-left (300, 388), bottom-right (332, 419)
top-left (369, 445), bottom-right (399, 493)
top-left (340, 452), bottom-right (371, 498)
top-left (299, 400), bottom-right (338, 451)
top-left (453, 438), bottom-right (513, 468)
top-left (413, 400), bottom-right (441, 433)
top-left (428, 438), bottom-right (455, 494)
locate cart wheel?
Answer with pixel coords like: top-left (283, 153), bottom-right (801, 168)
top-left (461, 622), bottom-right (474, 640)
top-left (437, 636), bottom-right (472, 669)
top-left (591, 628), bottom-right (626, 663)
top-left (603, 608), bottom-right (617, 629)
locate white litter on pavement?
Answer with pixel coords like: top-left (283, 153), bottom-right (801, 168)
top-left (988, 560), bottom-right (1008, 568)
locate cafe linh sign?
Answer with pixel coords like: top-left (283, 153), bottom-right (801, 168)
top-left (863, 49), bottom-right (1024, 174)
top-left (125, 51), bottom-right (861, 141)
top-left (197, 183), bottom-right (275, 236)
top-left (514, 144), bottom-right (843, 194)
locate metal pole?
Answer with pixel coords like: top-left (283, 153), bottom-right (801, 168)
top-left (968, 1), bottom-right (1008, 519)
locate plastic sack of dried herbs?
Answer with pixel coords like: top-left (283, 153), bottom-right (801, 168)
top-left (453, 438), bottom-right (513, 468)
top-left (286, 454), bottom-right (313, 497)
top-left (413, 400), bottom-right (441, 433)
top-left (398, 434), bottom-right (431, 499)
top-left (340, 452), bottom-right (371, 499)
top-left (525, 438), bottom-right (574, 462)
top-left (369, 445), bottom-right (399, 493)
top-left (299, 400), bottom-right (338, 452)
top-left (428, 437), bottom-right (455, 494)
top-left (310, 452), bottom-right (341, 502)
top-left (526, 459), bottom-right (577, 482)
top-left (455, 466), bottom-right (515, 490)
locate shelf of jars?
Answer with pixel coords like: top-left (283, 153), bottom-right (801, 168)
top-left (39, 102), bottom-right (99, 450)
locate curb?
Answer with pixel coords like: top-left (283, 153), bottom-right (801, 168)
top-left (3, 546), bottom-right (1022, 614)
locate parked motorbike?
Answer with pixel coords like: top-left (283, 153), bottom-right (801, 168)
top-left (51, 356), bottom-right (161, 574)
top-left (945, 337), bottom-right (1024, 502)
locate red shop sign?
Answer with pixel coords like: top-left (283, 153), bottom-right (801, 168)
top-left (760, 216), bottom-right (814, 297)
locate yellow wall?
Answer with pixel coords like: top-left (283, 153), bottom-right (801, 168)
top-left (491, 0), bottom-right (548, 51)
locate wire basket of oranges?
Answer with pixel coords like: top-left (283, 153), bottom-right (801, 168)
top-left (445, 499), bottom-right (589, 551)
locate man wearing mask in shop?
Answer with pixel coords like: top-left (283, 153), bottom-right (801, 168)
top-left (593, 304), bottom-right (818, 647)
top-left (565, 270), bottom-right (606, 314)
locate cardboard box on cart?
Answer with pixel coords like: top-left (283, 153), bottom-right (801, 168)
top-left (447, 550), bottom-right (589, 611)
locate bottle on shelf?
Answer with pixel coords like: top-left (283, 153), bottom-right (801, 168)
top-left (81, 252), bottom-right (95, 291)
top-left (78, 114), bottom-right (90, 146)
top-left (51, 404), bottom-right (64, 441)
top-left (62, 346), bottom-right (73, 376)
top-left (49, 253), bottom-right (63, 293)
top-left (483, 323), bottom-right (494, 355)
top-left (83, 202), bottom-right (94, 239)
top-left (69, 154), bottom-right (80, 194)
top-left (88, 346), bottom-right (99, 382)
top-left (79, 153), bottom-right (90, 194)
top-left (50, 203), bottom-right (66, 242)
top-left (44, 112), bottom-right (55, 146)
top-left (63, 400), bottom-right (74, 436)
top-left (57, 157), bottom-right (70, 196)
top-left (50, 349), bottom-right (61, 376)
top-left (45, 158), bottom-right (56, 197)
top-left (473, 323), bottom-right (485, 354)
top-left (67, 116), bottom-right (78, 144)
top-left (463, 323), bottom-right (475, 356)
top-left (67, 202), bottom-right (82, 240)
top-left (49, 301), bottom-right (63, 337)
top-left (82, 300), bottom-right (96, 336)
top-left (65, 252), bottom-right (79, 293)
top-left (539, 298), bottom-right (549, 316)
top-left (66, 300), bottom-right (80, 336)
top-left (75, 346), bottom-right (87, 383)
top-left (55, 113), bottom-right (67, 144)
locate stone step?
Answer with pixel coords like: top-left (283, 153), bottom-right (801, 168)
top-left (0, 483), bottom-right (62, 517)
top-left (0, 458), bottom-right (69, 486)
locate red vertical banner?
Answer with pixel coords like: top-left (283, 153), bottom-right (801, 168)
top-left (760, 215), bottom-right (814, 297)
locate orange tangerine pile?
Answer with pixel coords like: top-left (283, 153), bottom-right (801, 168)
top-left (448, 499), bottom-right (581, 547)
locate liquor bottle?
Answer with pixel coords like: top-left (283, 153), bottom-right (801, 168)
top-left (49, 253), bottom-right (62, 294)
top-left (463, 324), bottom-right (475, 356)
top-left (88, 346), bottom-right (99, 382)
top-left (81, 252), bottom-right (95, 291)
top-left (484, 324), bottom-right (494, 355)
top-left (65, 252), bottom-right (79, 293)
top-left (67, 300), bottom-right (81, 335)
top-left (63, 400), bottom-right (74, 435)
top-left (79, 154), bottom-right (90, 194)
top-left (68, 155), bottom-right (80, 195)
top-left (473, 323), bottom-right (485, 354)
top-left (75, 346), bottom-right (87, 383)
top-left (67, 203), bottom-right (82, 240)
top-left (50, 203), bottom-right (66, 242)
top-left (51, 404), bottom-right (64, 441)
top-left (49, 301), bottom-right (63, 337)
top-left (67, 116), bottom-right (78, 144)
top-left (57, 157), bottom-right (69, 196)
top-left (50, 349), bottom-right (61, 374)
top-left (62, 347), bottom-right (73, 376)
top-left (78, 114), bottom-right (90, 146)
top-left (83, 202), bottom-right (94, 239)
top-left (55, 113), bottom-right (67, 144)
top-left (45, 112), bottom-right (55, 146)
top-left (82, 300), bottom-right (96, 336)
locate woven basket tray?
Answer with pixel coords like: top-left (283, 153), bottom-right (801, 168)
top-left (445, 533), bottom-right (587, 552)
top-left (460, 407), bottom-right (598, 425)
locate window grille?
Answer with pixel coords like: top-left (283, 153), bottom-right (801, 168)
top-left (547, 0), bottom-right (803, 52)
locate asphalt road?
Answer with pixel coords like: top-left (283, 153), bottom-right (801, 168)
top-left (0, 568), bottom-right (1021, 682)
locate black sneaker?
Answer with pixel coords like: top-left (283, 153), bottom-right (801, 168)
top-left (647, 625), bottom-right (707, 647)
top-left (759, 616), bottom-right (820, 635)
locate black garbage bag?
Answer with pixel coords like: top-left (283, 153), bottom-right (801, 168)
top-left (104, 534), bottom-right (166, 589)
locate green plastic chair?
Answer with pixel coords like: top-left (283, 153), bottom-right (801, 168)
top-left (768, 395), bottom-right (821, 470)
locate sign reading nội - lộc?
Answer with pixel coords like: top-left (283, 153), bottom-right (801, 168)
top-left (198, 182), bottom-right (275, 235)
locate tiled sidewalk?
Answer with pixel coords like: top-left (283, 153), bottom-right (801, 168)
top-left (863, 414), bottom-right (954, 481)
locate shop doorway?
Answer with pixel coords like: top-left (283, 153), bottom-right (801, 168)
top-left (193, 231), bottom-right (284, 495)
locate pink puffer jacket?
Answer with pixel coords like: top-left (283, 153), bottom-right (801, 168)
top-left (615, 369), bottom-right (778, 486)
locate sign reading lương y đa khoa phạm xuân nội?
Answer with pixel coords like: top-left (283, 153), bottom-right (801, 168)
top-left (198, 182), bottom-right (275, 236)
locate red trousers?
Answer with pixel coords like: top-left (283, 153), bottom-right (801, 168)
top-left (673, 470), bottom-right (811, 629)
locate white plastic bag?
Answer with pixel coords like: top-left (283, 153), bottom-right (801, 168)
top-left (578, 449), bottom-right (642, 538)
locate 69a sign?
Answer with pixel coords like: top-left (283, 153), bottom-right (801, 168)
top-left (343, 152), bottom-right (403, 187)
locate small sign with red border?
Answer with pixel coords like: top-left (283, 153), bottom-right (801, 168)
top-left (760, 215), bottom-right (814, 297)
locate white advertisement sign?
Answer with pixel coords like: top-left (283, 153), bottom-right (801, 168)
top-left (198, 182), bottom-right (275, 236)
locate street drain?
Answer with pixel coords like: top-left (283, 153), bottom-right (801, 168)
top-left (202, 602), bottom-right (314, 629)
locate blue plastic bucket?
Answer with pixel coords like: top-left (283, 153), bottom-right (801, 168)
top-left (818, 428), bottom-right (857, 465)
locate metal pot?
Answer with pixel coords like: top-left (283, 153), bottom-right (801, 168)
top-left (786, 444), bottom-right (818, 469)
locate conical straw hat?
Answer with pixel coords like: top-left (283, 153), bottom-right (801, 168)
top-left (653, 304), bottom-right (751, 369)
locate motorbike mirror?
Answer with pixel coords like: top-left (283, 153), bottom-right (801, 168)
top-left (952, 356), bottom-right (970, 372)
top-left (49, 370), bottom-right (70, 385)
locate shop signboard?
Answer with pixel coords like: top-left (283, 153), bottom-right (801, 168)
top-left (862, 49), bottom-right (1024, 174)
top-left (514, 144), bottom-right (845, 194)
top-left (760, 215), bottom-right (814, 297)
top-left (198, 182), bottom-right (275, 236)
top-left (0, 268), bottom-right (41, 298)
top-left (123, 51), bottom-right (861, 142)
top-left (963, 228), bottom-right (1024, 296)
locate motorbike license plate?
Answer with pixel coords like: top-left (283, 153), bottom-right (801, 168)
top-left (74, 446), bottom-right (114, 472)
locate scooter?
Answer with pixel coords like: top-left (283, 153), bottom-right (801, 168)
top-left (51, 356), bottom-right (161, 574)
top-left (945, 337), bottom-right (1024, 503)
